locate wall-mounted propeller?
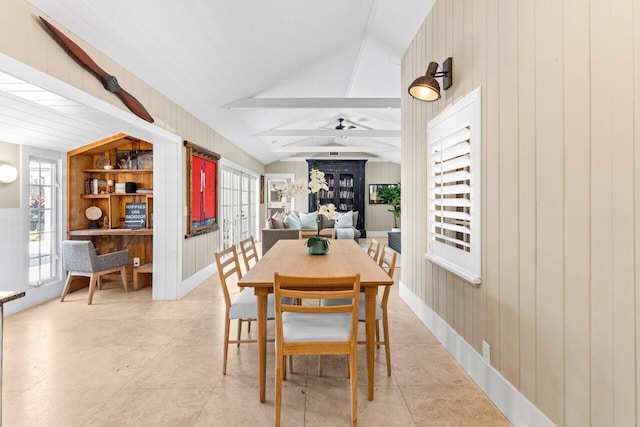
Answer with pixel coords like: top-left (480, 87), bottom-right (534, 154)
top-left (39, 16), bottom-right (154, 123)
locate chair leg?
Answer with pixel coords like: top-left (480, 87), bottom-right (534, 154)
top-left (349, 347), bottom-right (358, 426)
top-left (87, 273), bottom-right (98, 305)
top-left (60, 272), bottom-right (73, 302)
top-left (288, 355), bottom-right (293, 374)
top-left (346, 355), bottom-right (350, 378)
top-left (383, 311), bottom-right (391, 376)
top-left (223, 317), bottom-right (230, 375)
top-left (97, 275), bottom-right (102, 290)
top-left (317, 355), bottom-right (323, 377)
top-left (375, 320), bottom-right (380, 348)
top-left (282, 355), bottom-right (287, 381)
top-left (237, 319), bottom-right (243, 347)
top-left (120, 266), bottom-right (128, 292)
top-left (247, 319), bottom-right (252, 333)
top-left (275, 350), bottom-right (284, 427)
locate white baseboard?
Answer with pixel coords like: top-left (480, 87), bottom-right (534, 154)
top-left (399, 281), bottom-right (555, 427)
top-left (180, 262), bottom-right (215, 299)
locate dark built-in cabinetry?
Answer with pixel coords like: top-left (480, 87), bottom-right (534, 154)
top-left (306, 159), bottom-right (366, 237)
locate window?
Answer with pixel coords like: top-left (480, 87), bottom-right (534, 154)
top-left (426, 88), bottom-right (481, 284)
top-left (29, 158), bottom-right (58, 285)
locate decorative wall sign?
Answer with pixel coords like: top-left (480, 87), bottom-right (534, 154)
top-left (184, 141), bottom-right (220, 238)
top-left (39, 16), bottom-right (154, 123)
top-left (124, 202), bottom-right (147, 229)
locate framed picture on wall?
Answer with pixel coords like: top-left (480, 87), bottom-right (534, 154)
top-left (369, 183), bottom-right (395, 204)
top-left (184, 140), bottom-right (220, 238)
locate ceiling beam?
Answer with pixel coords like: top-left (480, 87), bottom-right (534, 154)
top-left (278, 156), bottom-right (392, 162)
top-left (257, 129), bottom-right (400, 137)
top-left (270, 146), bottom-right (398, 153)
top-left (226, 97), bottom-right (400, 109)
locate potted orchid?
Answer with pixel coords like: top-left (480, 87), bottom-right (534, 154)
top-left (287, 169), bottom-right (340, 254)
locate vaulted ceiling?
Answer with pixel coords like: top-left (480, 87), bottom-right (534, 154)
top-left (18, 0), bottom-right (434, 164)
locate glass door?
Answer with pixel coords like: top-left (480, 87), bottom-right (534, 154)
top-left (239, 172), bottom-right (250, 243)
top-left (220, 165), bottom-right (258, 250)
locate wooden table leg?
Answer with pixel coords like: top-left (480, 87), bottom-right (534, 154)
top-left (365, 286), bottom-right (376, 401)
top-left (256, 288), bottom-right (268, 403)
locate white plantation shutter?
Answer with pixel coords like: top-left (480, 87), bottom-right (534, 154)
top-left (429, 129), bottom-right (472, 251)
top-left (426, 88), bottom-right (481, 284)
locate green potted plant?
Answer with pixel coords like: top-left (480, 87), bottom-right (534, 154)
top-left (378, 183), bottom-right (401, 231)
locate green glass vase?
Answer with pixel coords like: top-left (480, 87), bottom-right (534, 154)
top-left (307, 238), bottom-right (329, 255)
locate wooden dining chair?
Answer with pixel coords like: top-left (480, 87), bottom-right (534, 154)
top-left (298, 228), bottom-right (335, 239)
top-left (239, 236), bottom-right (259, 272)
top-left (366, 238), bottom-right (381, 262)
top-left (320, 244), bottom-right (397, 377)
top-left (274, 273), bottom-right (360, 427)
top-left (375, 245), bottom-right (397, 376)
top-left (215, 246), bottom-right (276, 375)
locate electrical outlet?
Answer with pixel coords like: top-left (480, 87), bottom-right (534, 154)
top-left (133, 257), bottom-right (140, 267)
top-left (482, 340), bottom-right (491, 364)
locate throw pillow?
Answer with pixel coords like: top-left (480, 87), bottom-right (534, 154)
top-left (335, 211), bottom-right (353, 228)
top-left (283, 212), bottom-right (301, 229)
top-left (271, 216), bottom-right (285, 229)
top-left (321, 214), bottom-right (335, 229)
top-left (299, 211), bottom-right (318, 230)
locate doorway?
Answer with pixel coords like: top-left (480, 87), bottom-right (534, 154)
top-left (220, 164), bottom-right (259, 250)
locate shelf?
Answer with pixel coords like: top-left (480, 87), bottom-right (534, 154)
top-left (82, 168), bottom-right (153, 173)
top-left (81, 194), bottom-right (109, 199)
top-left (81, 193), bottom-right (153, 199)
top-left (69, 228), bottom-right (153, 237)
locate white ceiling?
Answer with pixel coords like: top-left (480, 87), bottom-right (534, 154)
top-left (12, 0), bottom-right (434, 164)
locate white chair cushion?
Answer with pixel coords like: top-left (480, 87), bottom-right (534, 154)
top-left (282, 312), bottom-right (352, 342)
top-left (229, 289), bottom-right (277, 320)
top-left (321, 294), bottom-right (382, 320)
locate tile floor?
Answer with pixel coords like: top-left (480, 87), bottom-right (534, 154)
top-left (3, 242), bottom-right (510, 426)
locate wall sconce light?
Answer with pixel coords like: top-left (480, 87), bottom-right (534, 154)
top-left (0, 163), bottom-right (18, 184)
top-left (408, 57), bottom-right (453, 102)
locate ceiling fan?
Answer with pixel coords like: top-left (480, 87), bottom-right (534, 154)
top-left (335, 118), bottom-right (356, 130)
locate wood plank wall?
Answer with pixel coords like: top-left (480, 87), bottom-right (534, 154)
top-left (401, 0), bottom-right (640, 425)
top-left (0, 0), bottom-right (265, 280)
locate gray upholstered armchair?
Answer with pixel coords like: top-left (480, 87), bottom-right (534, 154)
top-left (60, 240), bottom-right (130, 305)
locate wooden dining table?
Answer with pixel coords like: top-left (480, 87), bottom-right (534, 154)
top-left (238, 238), bottom-right (394, 403)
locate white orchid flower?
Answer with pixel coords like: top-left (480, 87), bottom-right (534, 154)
top-left (309, 168), bottom-right (325, 180)
top-left (308, 180), bottom-right (324, 193)
top-left (320, 203), bottom-right (340, 220)
top-left (291, 179), bottom-right (311, 196)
